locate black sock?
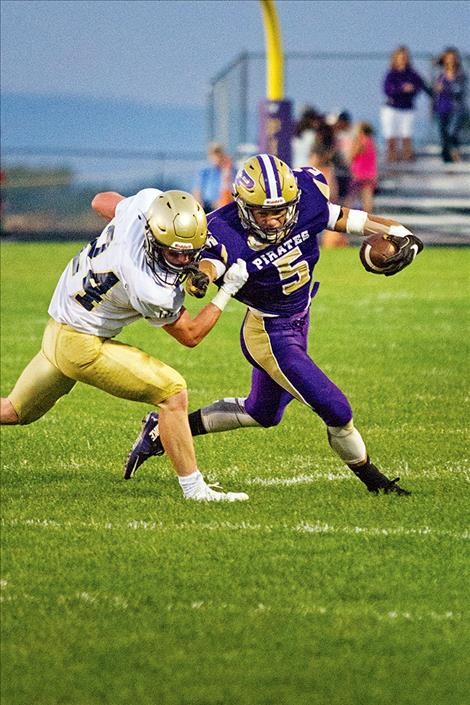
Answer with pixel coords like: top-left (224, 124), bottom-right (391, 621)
top-left (188, 410), bottom-right (207, 437)
top-left (348, 458), bottom-right (391, 491)
top-left (347, 458), bottom-right (409, 495)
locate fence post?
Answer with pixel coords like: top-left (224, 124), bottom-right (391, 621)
top-left (239, 51), bottom-right (249, 147)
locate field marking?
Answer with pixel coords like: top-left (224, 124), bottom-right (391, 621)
top-left (241, 470), bottom-right (470, 484)
top-left (0, 581), bottom-right (462, 622)
top-left (185, 603), bottom-right (464, 622)
top-left (246, 473), bottom-right (352, 485)
top-left (0, 584), bottom-right (129, 610)
top-left (221, 464), bottom-right (470, 484)
top-left (296, 522), bottom-right (469, 540)
top-left (2, 517), bottom-right (468, 540)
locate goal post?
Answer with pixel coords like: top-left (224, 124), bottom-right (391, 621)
top-left (258, 0), bottom-right (293, 164)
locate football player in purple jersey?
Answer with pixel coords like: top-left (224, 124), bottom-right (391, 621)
top-left (124, 154), bottom-right (423, 495)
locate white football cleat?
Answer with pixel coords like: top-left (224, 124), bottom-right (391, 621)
top-left (188, 480), bottom-right (249, 503)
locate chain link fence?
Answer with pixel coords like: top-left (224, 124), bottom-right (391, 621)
top-left (209, 51), bottom-right (470, 161)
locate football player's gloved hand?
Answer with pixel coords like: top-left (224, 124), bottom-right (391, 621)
top-left (221, 258), bottom-right (249, 295)
top-left (185, 265), bottom-right (210, 299)
top-left (383, 234), bottom-right (424, 276)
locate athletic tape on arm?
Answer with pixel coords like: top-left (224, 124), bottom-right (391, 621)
top-left (211, 289), bottom-right (231, 311)
top-left (346, 209), bottom-right (368, 235)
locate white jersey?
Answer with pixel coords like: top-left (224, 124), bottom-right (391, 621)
top-left (48, 189), bottom-right (185, 337)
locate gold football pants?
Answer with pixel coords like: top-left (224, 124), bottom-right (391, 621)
top-left (9, 319), bottom-right (186, 424)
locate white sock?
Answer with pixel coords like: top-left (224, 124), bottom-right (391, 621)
top-left (178, 470), bottom-right (203, 498)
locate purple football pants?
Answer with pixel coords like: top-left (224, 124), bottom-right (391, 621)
top-left (240, 309), bottom-right (352, 428)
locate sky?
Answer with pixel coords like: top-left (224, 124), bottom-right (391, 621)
top-left (1, 0), bottom-right (469, 108)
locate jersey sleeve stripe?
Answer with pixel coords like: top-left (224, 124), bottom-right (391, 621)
top-left (327, 203), bottom-right (341, 230)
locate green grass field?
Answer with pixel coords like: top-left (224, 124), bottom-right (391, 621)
top-left (1, 242), bottom-right (469, 705)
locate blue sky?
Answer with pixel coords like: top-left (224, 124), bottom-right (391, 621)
top-left (1, 0), bottom-right (469, 108)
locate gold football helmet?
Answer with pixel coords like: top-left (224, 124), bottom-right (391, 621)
top-left (232, 154), bottom-right (301, 244)
top-left (144, 190), bottom-right (207, 283)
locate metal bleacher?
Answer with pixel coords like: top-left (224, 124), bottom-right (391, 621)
top-left (374, 146), bottom-right (470, 246)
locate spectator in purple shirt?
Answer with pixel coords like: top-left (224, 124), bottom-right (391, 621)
top-left (433, 47), bottom-right (468, 163)
top-left (381, 46), bottom-right (432, 162)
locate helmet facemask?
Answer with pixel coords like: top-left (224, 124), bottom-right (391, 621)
top-left (235, 194), bottom-right (300, 245)
top-left (143, 225), bottom-right (202, 285)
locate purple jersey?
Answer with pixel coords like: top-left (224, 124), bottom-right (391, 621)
top-left (205, 167), bottom-right (336, 316)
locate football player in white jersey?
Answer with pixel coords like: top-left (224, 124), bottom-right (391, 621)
top-left (0, 188), bottom-right (249, 502)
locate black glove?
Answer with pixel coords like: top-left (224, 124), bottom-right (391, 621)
top-left (185, 265), bottom-right (210, 298)
top-left (383, 234), bottom-right (424, 276)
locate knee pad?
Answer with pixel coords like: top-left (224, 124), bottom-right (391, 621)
top-left (327, 419), bottom-right (367, 465)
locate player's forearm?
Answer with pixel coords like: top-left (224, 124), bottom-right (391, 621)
top-left (164, 303), bottom-right (223, 348)
top-left (183, 303), bottom-right (224, 347)
top-left (334, 207), bottom-right (412, 238)
top-left (168, 259), bottom-right (247, 345)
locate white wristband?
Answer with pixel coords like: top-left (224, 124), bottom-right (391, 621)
top-left (211, 288), bottom-right (231, 311)
top-left (346, 209), bottom-right (368, 235)
top-left (389, 224), bottom-right (412, 238)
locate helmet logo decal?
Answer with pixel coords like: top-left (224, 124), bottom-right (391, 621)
top-left (257, 154), bottom-right (282, 199)
top-left (237, 169), bottom-right (256, 190)
top-left (263, 197), bottom-right (286, 206)
top-left (169, 241), bottom-right (194, 250)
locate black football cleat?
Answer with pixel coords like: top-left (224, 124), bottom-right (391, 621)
top-left (123, 411), bottom-right (164, 479)
top-left (380, 476), bottom-right (411, 496)
top-left (351, 461), bottom-right (411, 496)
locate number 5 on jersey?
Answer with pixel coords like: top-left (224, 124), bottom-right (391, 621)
top-left (273, 246), bottom-right (310, 295)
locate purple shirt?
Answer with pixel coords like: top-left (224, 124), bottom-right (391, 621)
top-left (433, 72), bottom-right (467, 115)
top-left (205, 168), bottom-right (332, 317)
top-left (384, 68), bottom-right (429, 110)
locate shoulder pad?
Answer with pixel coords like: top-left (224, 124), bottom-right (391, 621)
top-left (296, 167), bottom-right (330, 201)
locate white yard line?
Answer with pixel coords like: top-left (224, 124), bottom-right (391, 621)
top-left (2, 517), bottom-right (468, 540)
top-left (0, 581), bottom-right (462, 621)
top-left (242, 468), bottom-right (469, 483)
top-left (1, 596), bottom-right (462, 622)
top-left (296, 522), bottom-right (469, 540)
top-left (246, 473), bottom-right (352, 485)
top-left (0, 585), bottom-right (129, 610)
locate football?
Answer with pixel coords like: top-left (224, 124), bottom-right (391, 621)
top-left (359, 234), bottom-right (398, 273)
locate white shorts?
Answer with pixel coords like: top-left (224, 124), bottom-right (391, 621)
top-left (381, 105), bottom-right (415, 139)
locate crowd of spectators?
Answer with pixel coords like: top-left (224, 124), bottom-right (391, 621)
top-left (193, 45), bottom-right (467, 248)
top-left (291, 106), bottom-right (378, 218)
top-left (381, 45), bottom-right (467, 164)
